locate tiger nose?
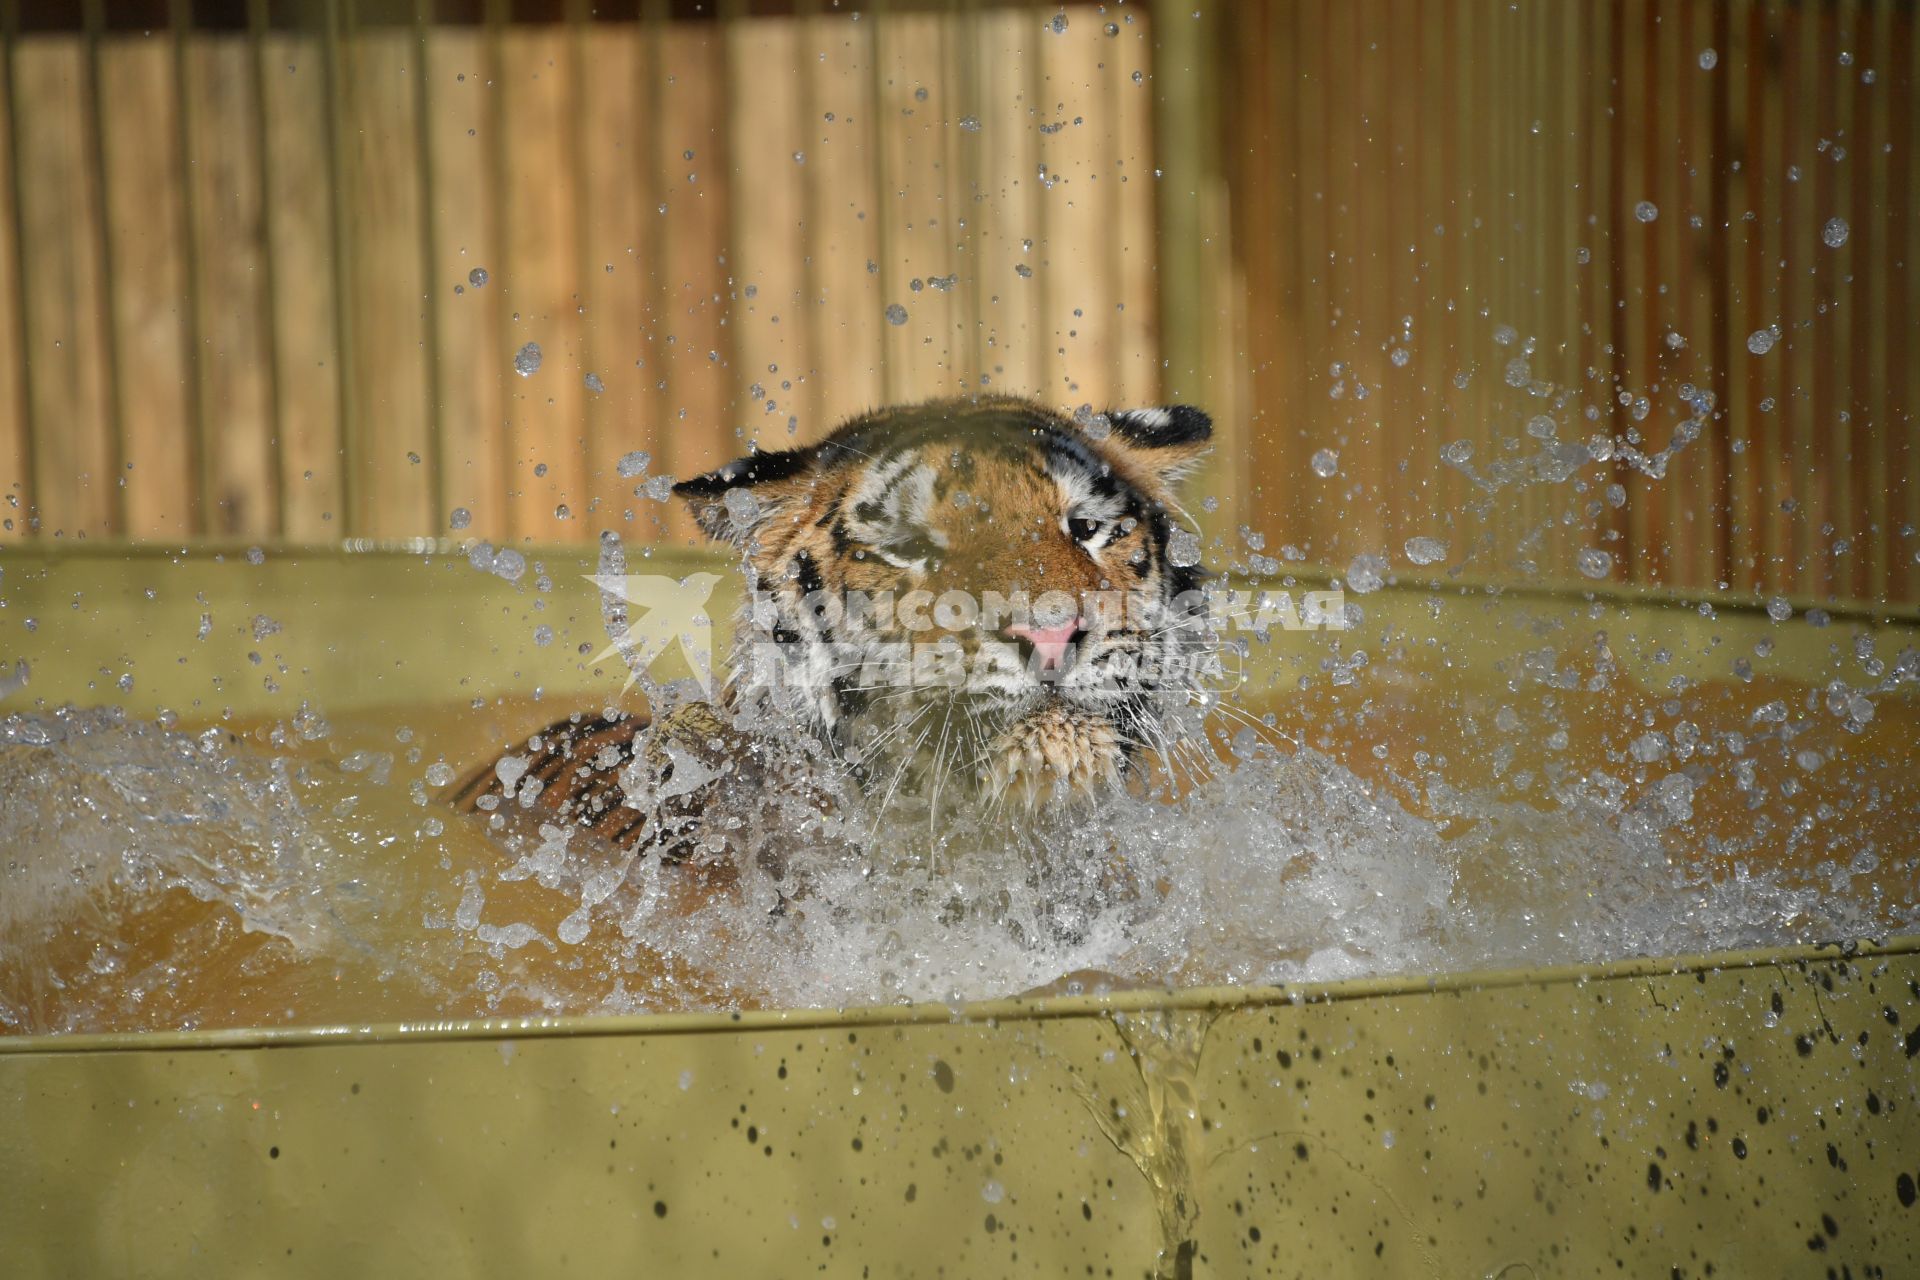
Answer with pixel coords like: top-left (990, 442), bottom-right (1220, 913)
top-left (1003, 619), bottom-right (1087, 672)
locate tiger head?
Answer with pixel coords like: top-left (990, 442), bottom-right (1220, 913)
top-left (673, 396), bottom-right (1214, 808)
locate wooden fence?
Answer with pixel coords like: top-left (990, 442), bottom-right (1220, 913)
top-left (1221, 0), bottom-right (1919, 605)
top-left (0, 1), bottom-right (1915, 608)
top-left (0, 1), bottom-right (1161, 546)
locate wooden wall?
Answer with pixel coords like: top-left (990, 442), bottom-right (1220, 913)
top-left (1221, 0), bottom-right (1918, 605)
top-left (0, 2), bottom-right (1160, 546)
top-left (1, 0), bottom-right (1916, 611)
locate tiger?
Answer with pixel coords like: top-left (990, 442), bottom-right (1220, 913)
top-left (448, 395), bottom-right (1215, 869)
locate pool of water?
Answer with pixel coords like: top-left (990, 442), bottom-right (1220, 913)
top-left (2, 546), bottom-right (1914, 1035)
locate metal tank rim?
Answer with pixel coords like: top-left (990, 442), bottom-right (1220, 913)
top-left (5, 933), bottom-right (1914, 1057)
top-left (5, 536), bottom-right (1917, 626)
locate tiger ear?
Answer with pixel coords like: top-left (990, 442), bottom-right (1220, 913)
top-left (1100, 405), bottom-right (1213, 491)
top-left (672, 446), bottom-right (819, 542)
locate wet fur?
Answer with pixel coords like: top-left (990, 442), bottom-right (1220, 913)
top-left (452, 395), bottom-right (1212, 850)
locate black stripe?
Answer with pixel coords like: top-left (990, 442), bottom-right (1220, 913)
top-left (792, 549), bottom-right (825, 599)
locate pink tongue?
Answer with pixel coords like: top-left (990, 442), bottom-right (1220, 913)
top-left (1008, 621), bottom-right (1081, 671)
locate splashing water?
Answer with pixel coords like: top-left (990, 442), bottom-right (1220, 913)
top-left (4, 643), bottom-right (1912, 1034)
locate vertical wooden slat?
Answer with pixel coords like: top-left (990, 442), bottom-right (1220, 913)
top-left (1584, 0), bottom-right (1626, 579)
top-left (1722, 1), bottom-right (1758, 592)
top-left (652, 19), bottom-right (731, 536)
top-left (1354, 0), bottom-right (1392, 565)
top-left (1889, 2), bottom-right (1919, 600)
top-left (1781, 1), bottom-right (1819, 596)
top-left (1148, 0), bottom-right (1210, 410)
top-left (872, 11), bottom-right (964, 404)
top-left (577, 20), bottom-right (652, 529)
top-left (1617, 0), bottom-right (1658, 585)
top-left (264, 29), bottom-right (346, 540)
top-left (1678, 0), bottom-right (1717, 592)
top-left (1110, 9), bottom-right (1157, 408)
top-left (1231, 0), bottom-right (1282, 543)
top-left (971, 7), bottom-right (1042, 404)
top-left (1903, 1), bottom-right (1920, 598)
top-left (80, 0), bottom-right (128, 536)
top-left (1557, 0), bottom-right (1588, 584)
top-left (317, 0), bottom-right (354, 538)
top-left (1856, 0), bottom-right (1891, 602)
top-left (1430, 1), bottom-right (1466, 537)
top-left (1388, 0), bottom-right (1430, 569)
top-left (1807, 0), bottom-right (1842, 599)
top-left (1288, 0), bottom-right (1330, 563)
top-left (247, 0), bottom-right (288, 538)
top-left (1750, 2), bottom-right (1786, 594)
top-left (12, 36), bottom-right (115, 539)
top-left (97, 34), bottom-right (193, 539)
top-left (803, 5), bottom-right (883, 427)
top-left (186, 35), bottom-right (277, 537)
top-left (0, 8), bottom-right (26, 537)
top-left (727, 15), bottom-right (810, 448)
top-left (412, 0), bottom-right (444, 535)
top-left (496, 25), bottom-right (586, 542)
top-left (425, 26), bottom-right (505, 541)
top-left (341, 22), bottom-right (434, 540)
top-left (1036, 14), bottom-right (1117, 410)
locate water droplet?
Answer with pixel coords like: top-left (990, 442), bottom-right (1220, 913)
top-left (1766, 596), bottom-right (1792, 622)
top-left (1634, 200), bottom-right (1659, 223)
top-left (1576, 547), bottom-right (1613, 579)
top-left (1166, 529), bottom-right (1202, 568)
top-left (884, 303), bottom-right (909, 326)
top-left (425, 762), bottom-right (456, 787)
top-left (1746, 327), bottom-right (1778, 356)
top-left (1389, 347), bottom-right (1410, 367)
top-left (449, 507), bottom-right (472, 530)
top-left (1310, 448), bottom-right (1339, 477)
top-left (1014, 263), bottom-right (1033, 279)
top-left (1404, 536), bottom-right (1448, 566)
top-left (959, 115), bottom-right (981, 133)
top-left (513, 342), bottom-right (543, 377)
top-left (468, 267), bottom-right (489, 288)
top-left (1046, 12), bottom-right (1067, 34)
top-left (1526, 414), bottom-right (1557, 440)
top-left (1346, 554), bottom-right (1387, 594)
top-left (584, 372), bottom-right (605, 394)
top-left (1440, 440), bottom-right (1473, 467)
top-left (1697, 47), bottom-right (1718, 70)
top-left (982, 1180), bottom-right (1005, 1203)
top-left (1822, 217), bottom-right (1849, 248)
top-left (617, 450), bottom-right (651, 479)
